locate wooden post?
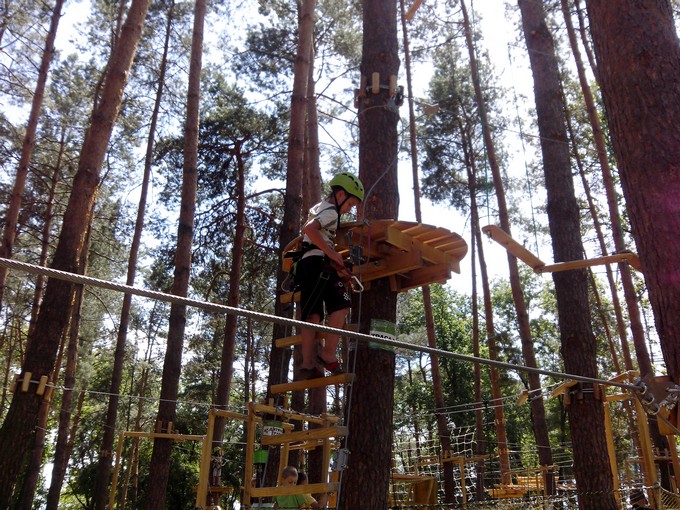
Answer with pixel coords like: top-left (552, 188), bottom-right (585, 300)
top-left (195, 409), bottom-right (216, 508)
top-left (108, 431), bottom-right (127, 510)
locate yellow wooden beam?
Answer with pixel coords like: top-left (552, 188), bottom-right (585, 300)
top-left (260, 426), bottom-right (347, 446)
top-left (541, 253), bottom-right (641, 273)
top-left (251, 403), bottom-right (340, 426)
top-left (550, 379), bottom-right (578, 397)
top-left (356, 247), bottom-right (423, 281)
top-left (275, 334), bottom-right (302, 348)
top-left (482, 225), bottom-right (545, 270)
top-left (404, 0), bottom-right (424, 21)
top-left (270, 373), bottom-right (355, 394)
top-left (251, 482), bottom-right (339, 498)
top-left (483, 224), bottom-right (642, 273)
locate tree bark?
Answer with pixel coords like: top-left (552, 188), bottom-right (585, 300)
top-left (212, 147), bottom-right (247, 449)
top-left (92, 5), bottom-right (175, 509)
top-left (461, 0), bottom-right (555, 492)
top-left (0, 0), bottom-right (150, 504)
top-left (340, 0), bottom-right (400, 507)
top-left (45, 296), bottom-right (84, 510)
top-left (517, 0), bottom-right (617, 507)
top-left (145, 0), bottom-right (204, 506)
top-left (562, 1), bottom-right (673, 486)
top-left (400, 0), bottom-right (457, 499)
top-left (584, 1), bottom-right (680, 381)
top-left (460, 117), bottom-right (512, 487)
top-left (264, 0), bottom-right (315, 488)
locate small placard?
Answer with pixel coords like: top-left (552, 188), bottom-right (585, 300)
top-left (369, 319), bottom-right (396, 351)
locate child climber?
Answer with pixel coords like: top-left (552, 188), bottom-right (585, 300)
top-left (295, 172), bottom-right (364, 380)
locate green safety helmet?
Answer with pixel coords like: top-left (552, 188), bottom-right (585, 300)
top-left (329, 172), bottom-right (364, 202)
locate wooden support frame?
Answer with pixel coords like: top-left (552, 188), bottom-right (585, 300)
top-left (195, 409), bottom-right (252, 509)
top-left (242, 402), bottom-right (343, 509)
top-left (482, 225), bottom-right (641, 272)
top-left (109, 430), bottom-right (205, 510)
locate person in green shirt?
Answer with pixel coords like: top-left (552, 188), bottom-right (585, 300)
top-left (274, 466), bottom-right (328, 509)
top-left (273, 466), bottom-right (307, 509)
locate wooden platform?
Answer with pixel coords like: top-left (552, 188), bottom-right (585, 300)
top-left (282, 220), bottom-right (467, 294)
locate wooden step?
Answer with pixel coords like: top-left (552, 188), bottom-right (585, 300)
top-left (275, 334), bottom-right (301, 348)
top-left (260, 425), bottom-right (348, 446)
top-left (275, 330), bottom-right (329, 348)
top-left (207, 486), bottom-right (234, 494)
top-left (270, 373), bottom-right (355, 394)
top-left (250, 482), bottom-right (338, 498)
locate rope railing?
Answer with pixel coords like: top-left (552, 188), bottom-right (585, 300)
top-left (0, 256), bottom-right (640, 392)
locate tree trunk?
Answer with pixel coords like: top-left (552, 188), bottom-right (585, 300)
top-left (212, 147), bottom-right (247, 449)
top-left (0, 0), bottom-right (150, 504)
top-left (562, 1), bottom-right (674, 487)
top-left (145, 0), bottom-right (204, 506)
top-left (264, 0), bottom-right (315, 489)
top-left (93, 6), bottom-right (174, 509)
top-left (584, 0), bottom-right (680, 381)
top-left (400, 0), bottom-right (456, 499)
top-left (124, 358), bottom-right (152, 509)
top-left (19, 236), bottom-right (87, 510)
top-left (267, 0), bottom-right (315, 392)
top-left (303, 43), bottom-right (321, 215)
top-left (0, 0), bottom-right (63, 310)
top-left (470, 236), bottom-right (486, 501)
top-left (460, 0), bottom-right (555, 491)
top-left (45, 287), bottom-right (86, 510)
top-left (517, 1), bottom-right (617, 507)
top-left (28, 130), bottom-right (65, 337)
top-left (340, 0), bottom-right (400, 507)
top-left (461, 124), bottom-right (512, 487)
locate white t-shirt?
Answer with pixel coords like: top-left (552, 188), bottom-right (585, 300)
top-left (301, 200), bottom-right (339, 259)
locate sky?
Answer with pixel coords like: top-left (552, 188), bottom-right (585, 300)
top-left (53, 0), bottom-right (550, 295)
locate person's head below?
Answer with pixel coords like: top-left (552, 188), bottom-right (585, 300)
top-left (297, 471), bottom-right (309, 485)
top-left (281, 465), bottom-right (299, 486)
top-left (329, 172), bottom-right (364, 215)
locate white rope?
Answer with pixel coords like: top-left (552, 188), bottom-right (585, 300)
top-left (0, 256), bottom-right (639, 391)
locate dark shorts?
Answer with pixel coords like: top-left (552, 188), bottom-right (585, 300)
top-left (296, 255), bottom-right (351, 321)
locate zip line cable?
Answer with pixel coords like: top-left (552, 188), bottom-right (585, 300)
top-left (1, 256), bottom-right (641, 393)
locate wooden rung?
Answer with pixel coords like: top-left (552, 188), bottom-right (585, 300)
top-left (275, 334), bottom-right (302, 348)
top-left (483, 224), bottom-right (642, 273)
top-left (260, 426), bottom-right (348, 446)
top-left (288, 439), bottom-right (330, 451)
top-left (36, 375), bottom-right (48, 396)
top-left (208, 486), bottom-right (234, 493)
top-left (270, 373), bottom-right (356, 394)
top-left (482, 225), bottom-right (545, 270)
top-left (275, 330), bottom-right (327, 349)
top-left (251, 482), bottom-right (339, 498)
top-left (21, 372), bottom-right (32, 393)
